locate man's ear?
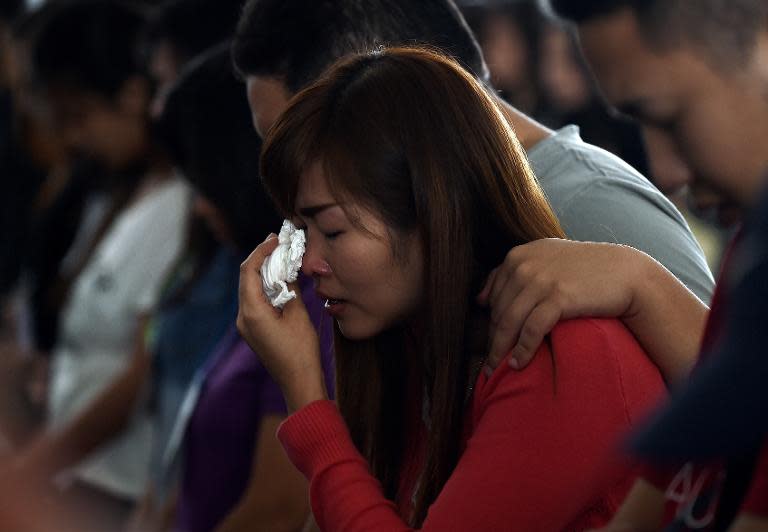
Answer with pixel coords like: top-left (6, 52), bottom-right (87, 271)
top-left (116, 76), bottom-right (150, 117)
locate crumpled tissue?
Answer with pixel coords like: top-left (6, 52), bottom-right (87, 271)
top-left (260, 220), bottom-right (306, 308)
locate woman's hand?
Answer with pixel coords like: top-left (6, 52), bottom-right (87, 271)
top-left (237, 235), bottom-right (327, 413)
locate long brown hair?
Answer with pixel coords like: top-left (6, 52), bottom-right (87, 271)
top-left (261, 47), bottom-right (565, 526)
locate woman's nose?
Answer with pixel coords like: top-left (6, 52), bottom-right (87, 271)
top-left (301, 240), bottom-right (332, 277)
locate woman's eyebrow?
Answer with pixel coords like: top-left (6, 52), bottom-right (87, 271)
top-left (298, 203), bottom-right (338, 218)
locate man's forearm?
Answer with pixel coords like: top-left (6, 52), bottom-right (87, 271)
top-left (623, 252), bottom-right (708, 383)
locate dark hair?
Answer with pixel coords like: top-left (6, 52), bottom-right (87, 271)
top-left (542, 0), bottom-right (768, 69)
top-left (232, 0), bottom-right (489, 93)
top-left (157, 44), bottom-right (279, 252)
top-left (261, 46), bottom-right (564, 525)
top-left (0, 0), bottom-right (24, 23)
top-left (29, 0), bottom-right (147, 98)
top-left (143, 0), bottom-right (244, 65)
top-left (540, 0), bottom-right (641, 22)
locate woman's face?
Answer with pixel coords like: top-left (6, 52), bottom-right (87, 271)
top-left (295, 161), bottom-right (424, 340)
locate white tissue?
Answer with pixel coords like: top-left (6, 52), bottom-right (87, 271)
top-left (260, 220), bottom-right (306, 308)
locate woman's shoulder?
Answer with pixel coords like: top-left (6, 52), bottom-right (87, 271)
top-left (473, 317), bottom-right (664, 422)
top-left (551, 317), bottom-right (661, 390)
top-left (550, 317), bottom-right (637, 356)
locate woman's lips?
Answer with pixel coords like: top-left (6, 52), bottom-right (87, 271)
top-left (323, 298), bottom-right (346, 317)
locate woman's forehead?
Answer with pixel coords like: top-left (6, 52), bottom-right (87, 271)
top-left (296, 160), bottom-right (335, 207)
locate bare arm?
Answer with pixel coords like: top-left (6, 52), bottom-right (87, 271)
top-left (589, 478), bottom-right (667, 532)
top-left (620, 248), bottom-right (708, 382)
top-left (125, 483), bottom-right (178, 532)
top-left (215, 415), bottom-right (309, 532)
top-left (729, 514), bottom-right (768, 532)
top-left (13, 316), bottom-right (152, 483)
top-left (479, 239), bottom-right (707, 383)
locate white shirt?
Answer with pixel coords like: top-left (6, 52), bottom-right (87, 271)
top-left (49, 175), bottom-right (190, 499)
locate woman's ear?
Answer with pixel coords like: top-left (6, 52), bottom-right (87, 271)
top-left (116, 76), bottom-right (151, 117)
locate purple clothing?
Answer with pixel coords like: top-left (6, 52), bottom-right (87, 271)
top-left (175, 276), bottom-right (334, 532)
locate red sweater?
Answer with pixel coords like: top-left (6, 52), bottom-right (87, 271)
top-left (278, 318), bottom-right (666, 531)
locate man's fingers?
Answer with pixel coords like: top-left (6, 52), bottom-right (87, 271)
top-left (477, 267), bottom-right (499, 304)
top-left (486, 267), bottom-right (512, 317)
top-left (488, 270), bottom-right (531, 328)
top-left (486, 252), bottom-right (536, 315)
top-left (486, 312), bottom-right (523, 369)
top-left (486, 280), bottom-right (548, 367)
top-left (509, 300), bottom-right (561, 369)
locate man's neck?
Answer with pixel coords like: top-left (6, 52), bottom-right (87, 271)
top-left (493, 94), bottom-right (553, 151)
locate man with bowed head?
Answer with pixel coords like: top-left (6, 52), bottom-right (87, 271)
top-left (478, 0), bottom-right (768, 530)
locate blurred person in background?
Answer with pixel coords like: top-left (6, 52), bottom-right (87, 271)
top-left (0, 0), bottom-right (47, 448)
top-left (126, 1), bottom-right (251, 527)
top-left (0, 0), bottom-right (44, 305)
top-left (473, 0), bottom-right (768, 529)
top-left (147, 45), bottom-right (334, 532)
top-left (0, 1), bottom-right (105, 449)
top-left (537, 19), bottom-right (648, 176)
top-left (1, 2), bottom-right (190, 530)
top-left (460, 2), bottom-right (649, 175)
top-left (461, 1), bottom-right (726, 272)
top-left (461, 1), bottom-right (541, 115)
top-left (142, 0), bottom-right (245, 117)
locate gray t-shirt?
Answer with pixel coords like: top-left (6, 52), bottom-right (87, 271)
top-left (527, 126), bottom-right (714, 304)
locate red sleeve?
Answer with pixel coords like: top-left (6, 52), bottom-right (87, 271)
top-left (277, 318), bottom-right (665, 531)
top-left (741, 442), bottom-right (768, 515)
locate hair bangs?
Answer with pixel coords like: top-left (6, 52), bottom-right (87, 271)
top-left (320, 106), bottom-right (416, 244)
top-left (259, 85), bottom-right (329, 218)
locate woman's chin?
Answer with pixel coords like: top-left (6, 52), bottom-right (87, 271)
top-left (336, 319), bottom-right (380, 341)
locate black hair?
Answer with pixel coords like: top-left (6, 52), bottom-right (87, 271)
top-left (0, 0), bottom-right (24, 23)
top-left (157, 43), bottom-right (279, 252)
top-left (232, 0), bottom-right (489, 93)
top-left (542, 0), bottom-right (768, 69)
top-left (29, 0), bottom-right (147, 98)
top-left (143, 0), bottom-right (244, 64)
top-left (540, 0), bottom-right (644, 23)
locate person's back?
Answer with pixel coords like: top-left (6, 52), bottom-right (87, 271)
top-left (232, 0), bottom-right (714, 305)
top-left (49, 173), bottom-right (188, 490)
top-left (11, 2), bottom-right (190, 528)
top-left (154, 46), bottom-right (333, 531)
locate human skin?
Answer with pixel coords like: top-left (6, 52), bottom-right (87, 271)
top-left (481, 6), bottom-right (768, 375)
top-left (566, 7), bottom-right (768, 532)
top-left (237, 163), bottom-right (424, 412)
